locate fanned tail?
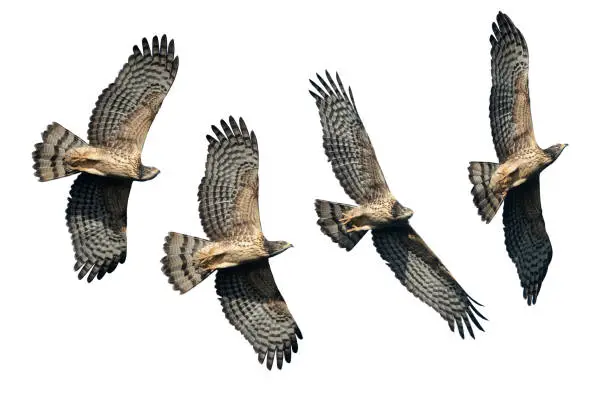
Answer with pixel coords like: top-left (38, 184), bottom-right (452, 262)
top-left (33, 122), bottom-right (87, 181)
top-left (468, 161), bottom-right (505, 223)
top-left (161, 232), bottom-right (215, 294)
top-left (314, 199), bottom-right (366, 251)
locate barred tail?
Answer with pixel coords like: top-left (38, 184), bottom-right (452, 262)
top-left (32, 122), bottom-right (87, 181)
top-left (161, 232), bottom-right (214, 294)
top-left (468, 161), bottom-right (505, 223)
top-left (314, 199), bottom-right (366, 251)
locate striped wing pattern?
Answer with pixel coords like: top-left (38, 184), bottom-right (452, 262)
top-left (88, 35), bottom-right (179, 151)
top-left (372, 226), bottom-right (486, 338)
top-left (310, 71), bottom-right (391, 205)
top-left (216, 260), bottom-right (302, 370)
top-left (489, 12), bottom-right (536, 162)
top-left (199, 117), bottom-right (261, 240)
top-left (503, 175), bottom-right (552, 305)
top-left (66, 174), bottom-right (132, 282)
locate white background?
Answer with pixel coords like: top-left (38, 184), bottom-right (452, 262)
top-left (1, 0), bottom-right (610, 406)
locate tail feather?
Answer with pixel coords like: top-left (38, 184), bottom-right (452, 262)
top-left (161, 232), bottom-right (214, 294)
top-left (468, 161), bottom-right (505, 223)
top-left (33, 122), bottom-right (87, 181)
top-left (315, 199), bottom-right (366, 251)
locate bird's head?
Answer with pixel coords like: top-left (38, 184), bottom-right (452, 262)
top-left (266, 240), bottom-right (294, 258)
top-left (392, 202), bottom-right (414, 222)
top-left (544, 143), bottom-right (568, 162)
top-left (139, 165), bottom-right (160, 181)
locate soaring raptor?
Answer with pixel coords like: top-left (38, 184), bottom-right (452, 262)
top-left (162, 117), bottom-right (301, 370)
top-left (312, 72), bottom-right (485, 339)
top-left (33, 35), bottom-right (178, 282)
top-left (468, 13), bottom-right (567, 305)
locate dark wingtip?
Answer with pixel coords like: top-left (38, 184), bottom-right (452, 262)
top-left (468, 295), bottom-right (484, 307)
top-left (296, 326), bottom-right (303, 340)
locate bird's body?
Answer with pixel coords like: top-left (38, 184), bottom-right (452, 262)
top-left (32, 35), bottom-right (179, 281)
top-left (191, 234), bottom-right (293, 272)
top-left (162, 117), bottom-right (301, 370)
top-left (488, 147), bottom-right (552, 195)
top-left (468, 13), bottom-right (567, 304)
top-left (63, 144), bottom-right (156, 180)
top-left (339, 196), bottom-right (413, 232)
top-left (312, 71), bottom-right (485, 338)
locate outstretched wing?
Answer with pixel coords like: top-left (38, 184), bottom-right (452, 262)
top-left (489, 12), bottom-right (537, 162)
top-left (66, 174), bottom-right (132, 282)
top-left (372, 226), bottom-right (486, 338)
top-left (310, 71), bottom-right (391, 205)
top-left (87, 35), bottom-right (179, 151)
top-left (198, 117), bottom-right (261, 240)
top-left (503, 175), bottom-right (552, 305)
top-left (215, 260), bottom-right (302, 370)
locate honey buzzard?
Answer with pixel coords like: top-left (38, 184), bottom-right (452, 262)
top-left (162, 117), bottom-right (301, 370)
top-left (312, 72), bottom-right (485, 339)
top-left (468, 13), bottom-right (567, 305)
top-left (32, 35), bottom-right (179, 282)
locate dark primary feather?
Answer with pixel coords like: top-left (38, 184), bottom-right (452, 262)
top-left (489, 12), bottom-right (535, 161)
top-left (216, 260), bottom-right (302, 370)
top-left (88, 35), bottom-right (179, 151)
top-left (310, 71), bottom-right (391, 205)
top-left (503, 175), bottom-right (552, 305)
top-left (199, 117), bottom-right (261, 240)
top-left (66, 174), bottom-right (132, 282)
top-left (372, 226), bottom-right (486, 338)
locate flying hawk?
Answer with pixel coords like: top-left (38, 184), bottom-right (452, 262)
top-left (32, 35), bottom-right (178, 282)
top-left (161, 117), bottom-right (301, 370)
top-left (311, 72), bottom-right (485, 339)
top-left (468, 13), bottom-right (567, 305)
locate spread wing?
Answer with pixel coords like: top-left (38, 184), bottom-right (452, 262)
top-left (87, 35), bottom-right (179, 151)
top-left (66, 174), bottom-right (132, 282)
top-left (489, 12), bottom-right (537, 161)
top-left (503, 175), bottom-right (552, 305)
top-left (198, 117), bottom-right (261, 240)
top-left (310, 71), bottom-right (391, 205)
top-left (372, 226), bottom-right (486, 338)
top-left (215, 260), bottom-right (302, 370)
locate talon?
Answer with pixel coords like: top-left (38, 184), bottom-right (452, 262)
top-left (338, 216), bottom-right (351, 225)
top-left (346, 226), bottom-right (359, 233)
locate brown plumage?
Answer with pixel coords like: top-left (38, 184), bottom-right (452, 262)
top-left (312, 71), bottom-right (485, 338)
top-left (161, 117), bottom-right (301, 370)
top-left (468, 12), bottom-right (567, 305)
top-left (32, 35), bottom-right (179, 282)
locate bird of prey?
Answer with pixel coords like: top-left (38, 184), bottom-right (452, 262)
top-left (161, 117), bottom-right (301, 370)
top-left (32, 35), bottom-right (179, 282)
top-left (468, 13), bottom-right (567, 305)
top-left (311, 72), bottom-right (485, 339)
